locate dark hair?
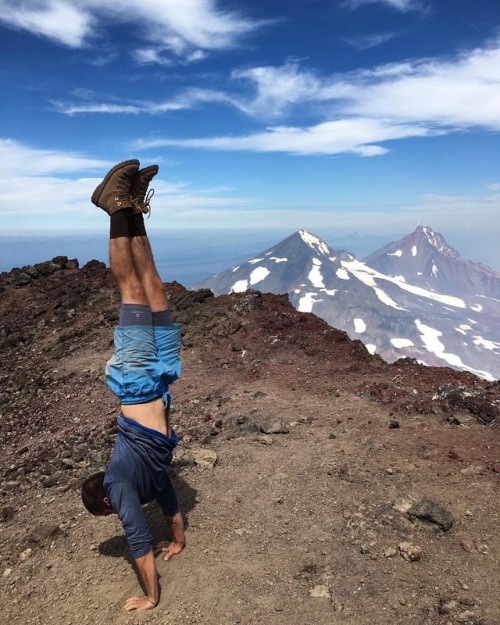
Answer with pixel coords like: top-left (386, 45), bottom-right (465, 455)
top-left (81, 471), bottom-right (107, 515)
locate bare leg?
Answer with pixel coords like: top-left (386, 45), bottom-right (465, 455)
top-left (109, 236), bottom-right (148, 305)
top-left (130, 235), bottom-right (170, 312)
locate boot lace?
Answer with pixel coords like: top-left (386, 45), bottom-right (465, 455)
top-left (114, 171), bottom-right (134, 205)
top-left (132, 188), bottom-right (155, 218)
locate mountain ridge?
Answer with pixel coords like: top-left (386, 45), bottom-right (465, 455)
top-left (194, 226), bottom-right (500, 380)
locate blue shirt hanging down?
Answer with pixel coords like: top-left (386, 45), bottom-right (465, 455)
top-left (104, 415), bottom-right (179, 559)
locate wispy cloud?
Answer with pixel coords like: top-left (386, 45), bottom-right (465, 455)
top-left (133, 41), bottom-right (500, 156)
top-left (342, 0), bottom-right (424, 12)
top-left (0, 0), bottom-right (93, 47)
top-left (136, 118), bottom-right (432, 157)
top-left (0, 138), bottom-right (110, 175)
top-left (0, 0), bottom-right (260, 62)
top-left (52, 88), bottom-right (235, 116)
top-left (0, 139), bottom-right (252, 229)
top-left (343, 32), bottom-right (396, 50)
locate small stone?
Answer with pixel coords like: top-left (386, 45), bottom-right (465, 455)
top-left (476, 543), bottom-right (489, 555)
top-left (309, 584), bottom-right (331, 599)
top-left (360, 545), bottom-right (370, 554)
top-left (260, 418), bottom-right (288, 435)
top-left (3, 568), bottom-right (13, 577)
top-left (192, 449), bottom-right (218, 469)
top-left (384, 547), bottom-right (398, 558)
top-left (388, 420), bottom-right (400, 429)
top-left (393, 496), bottom-right (414, 514)
top-left (439, 596), bottom-right (459, 615)
top-left (1, 506), bottom-right (14, 522)
top-left (399, 542), bottom-right (422, 562)
top-left (408, 498), bottom-right (453, 531)
top-left (20, 548), bottom-right (33, 562)
top-left (257, 434), bottom-right (274, 446)
top-left (461, 465), bottom-right (486, 475)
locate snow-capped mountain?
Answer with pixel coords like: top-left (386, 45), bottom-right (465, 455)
top-left (364, 225), bottom-right (500, 300)
top-left (193, 229), bottom-right (500, 381)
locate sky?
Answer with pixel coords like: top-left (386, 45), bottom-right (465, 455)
top-left (1, 0), bottom-right (500, 270)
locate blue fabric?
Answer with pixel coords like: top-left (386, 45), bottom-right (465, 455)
top-left (104, 415), bottom-right (179, 559)
top-left (105, 323), bottom-right (182, 404)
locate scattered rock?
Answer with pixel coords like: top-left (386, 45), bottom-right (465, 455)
top-left (461, 465), bottom-right (487, 475)
top-left (384, 547), bottom-right (398, 558)
top-left (388, 420), bottom-right (400, 429)
top-left (393, 496), bottom-right (415, 514)
top-left (408, 498), bottom-right (453, 531)
top-left (1, 506), bottom-right (14, 522)
top-left (260, 417), bottom-right (289, 434)
top-left (26, 524), bottom-right (61, 548)
top-left (19, 548), bottom-right (33, 562)
top-left (399, 542), bottom-right (423, 562)
top-left (439, 596), bottom-right (459, 615)
top-left (192, 449), bottom-right (218, 469)
top-left (174, 448), bottom-right (218, 468)
top-left (309, 584), bottom-right (331, 599)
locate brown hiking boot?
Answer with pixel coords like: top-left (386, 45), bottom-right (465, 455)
top-left (129, 164), bottom-right (159, 216)
top-left (91, 159), bottom-right (140, 214)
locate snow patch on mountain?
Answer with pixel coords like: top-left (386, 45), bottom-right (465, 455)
top-left (250, 267), bottom-right (269, 285)
top-left (300, 230), bottom-right (330, 256)
top-left (391, 338), bottom-right (414, 348)
top-left (336, 268), bottom-right (350, 280)
top-left (415, 319), bottom-right (493, 380)
top-left (354, 319), bottom-right (366, 333)
top-left (298, 293), bottom-right (323, 312)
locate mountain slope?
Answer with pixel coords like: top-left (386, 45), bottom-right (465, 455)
top-left (363, 224), bottom-right (500, 300)
top-left (194, 229), bottom-right (500, 380)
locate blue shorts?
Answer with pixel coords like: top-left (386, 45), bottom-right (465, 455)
top-left (105, 323), bottom-right (182, 404)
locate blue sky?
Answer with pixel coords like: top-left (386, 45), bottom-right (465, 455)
top-left (1, 0), bottom-right (500, 269)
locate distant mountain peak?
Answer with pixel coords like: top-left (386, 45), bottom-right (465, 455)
top-left (413, 225), bottom-right (460, 259)
top-left (297, 229), bottom-right (332, 256)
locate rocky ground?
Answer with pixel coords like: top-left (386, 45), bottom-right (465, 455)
top-left (0, 257), bottom-right (499, 625)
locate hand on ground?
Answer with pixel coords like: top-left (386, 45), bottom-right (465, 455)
top-left (155, 540), bottom-right (185, 561)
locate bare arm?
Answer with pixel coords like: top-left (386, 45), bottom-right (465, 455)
top-left (123, 550), bottom-right (158, 611)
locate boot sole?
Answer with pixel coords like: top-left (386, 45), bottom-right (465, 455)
top-left (91, 159), bottom-right (140, 209)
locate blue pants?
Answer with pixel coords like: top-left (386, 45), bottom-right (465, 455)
top-left (105, 324), bottom-right (182, 404)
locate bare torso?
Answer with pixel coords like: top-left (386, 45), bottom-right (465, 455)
top-left (121, 397), bottom-right (170, 437)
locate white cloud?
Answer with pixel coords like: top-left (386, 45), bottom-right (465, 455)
top-left (0, 0), bottom-right (259, 62)
top-left (0, 0), bottom-right (93, 47)
top-left (53, 88), bottom-right (235, 116)
top-left (136, 118), bottom-right (432, 156)
top-left (131, 40), bottom-right (500, 156)
top-left (0, 138), bottom-right (253, 230)
top-left (343, 0), bottom-right (423, 11)
top-left (231, 62), bottom-right (324, 117)
top-left (343, 32), bottom-right (396, 50)
top-left (0, 138), bottom-right (110, 175)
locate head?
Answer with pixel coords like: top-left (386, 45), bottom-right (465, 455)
top-left (81, 472), bottom-right (114, 516)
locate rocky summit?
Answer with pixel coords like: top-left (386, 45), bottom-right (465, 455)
top-left (0, 258), bottom-right (499, 625)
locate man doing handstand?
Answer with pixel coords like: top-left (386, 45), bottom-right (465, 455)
top-left (81, 159), bottom-right (185, 611)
